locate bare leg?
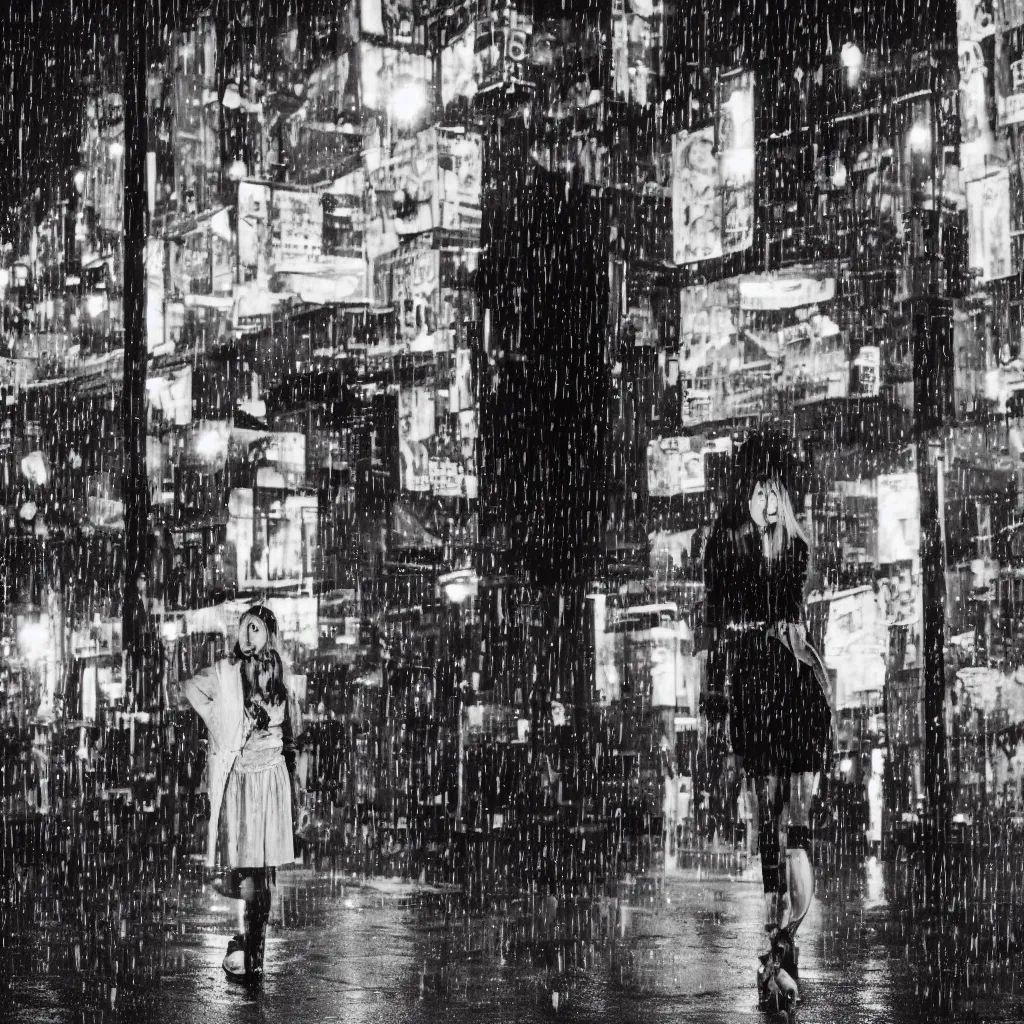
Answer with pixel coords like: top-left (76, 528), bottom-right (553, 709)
top-left (786, 771), bottom-right (818, 935)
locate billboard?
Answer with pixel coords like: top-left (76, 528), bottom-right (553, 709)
top-left (227, 488), bottom-right (319, 591)
top-left (237, 181), bottom-right (368, 301)
top-left (671, 70), bottom-right (755, 265)
top-left (592, 597), bottom-right (697, 710)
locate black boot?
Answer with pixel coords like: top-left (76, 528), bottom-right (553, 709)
top-left (243, 871), bottom-right (272, 987)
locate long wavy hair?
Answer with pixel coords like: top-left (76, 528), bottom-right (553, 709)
top-left (230, 605), bottom-right (287, 706)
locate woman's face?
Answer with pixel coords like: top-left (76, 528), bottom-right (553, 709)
top-left (237, 613), bottom-right (270, 657)
top-left (749, 479), bottom-right (780, 529)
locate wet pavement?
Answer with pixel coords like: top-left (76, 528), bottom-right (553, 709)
top-left (5, 847), bottom-right (1024, 1024)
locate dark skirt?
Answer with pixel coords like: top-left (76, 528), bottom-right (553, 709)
top-left (717, 630), bottom-right (833, 777)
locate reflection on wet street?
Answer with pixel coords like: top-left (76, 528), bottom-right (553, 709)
top-left (5, 846), bottom-right (1024, 1024)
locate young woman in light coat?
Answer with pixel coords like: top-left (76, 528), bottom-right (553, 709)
top-left (184, 605), bottom-right (297, 985)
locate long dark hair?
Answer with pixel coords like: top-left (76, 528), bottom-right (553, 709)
top-left (712, 430), bottom-right (809, 558)
top-left (231, 605), bottom-right (287, 706)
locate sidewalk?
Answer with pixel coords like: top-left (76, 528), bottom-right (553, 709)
top-left (5, 849), bottom-right (1024, 1024)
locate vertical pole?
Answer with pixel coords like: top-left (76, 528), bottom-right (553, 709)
top-left (122, 2), bottom-right (149, 707)
top-left (917, 437), bottom-right (949, 905)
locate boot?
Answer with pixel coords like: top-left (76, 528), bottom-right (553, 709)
top-left (757, 927), bottom-right (799, 1014)
top-left (243, 872), bottom-right (272, 987)
top-left (222, 933), bottom-right (246, 980)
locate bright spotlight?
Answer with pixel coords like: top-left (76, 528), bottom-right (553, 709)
top-left (908, 122), bottom-right (931, 151)
top-left (195, 429), bottom-right (228, 461)
top-left (390, 80), bottom-right (427, 124)
top-left (18, 620), bottom-right (50, 662)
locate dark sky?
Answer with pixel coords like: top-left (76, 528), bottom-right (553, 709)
top-left (0, 0), bottom-right (953, 246)
top-left (0, 0), bottom-right (83, 242)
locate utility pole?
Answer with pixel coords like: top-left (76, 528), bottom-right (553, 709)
top-left (121, 0), bottom-right (149, 708)
top-left (910, 80), bottom-right (953, 910)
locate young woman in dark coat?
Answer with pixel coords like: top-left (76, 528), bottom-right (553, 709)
top-left (703, 430), bottom-right (833, 1014)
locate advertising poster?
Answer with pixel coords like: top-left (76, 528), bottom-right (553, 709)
top-left (441, 26), bottom-right (477, 107)
top-left (381, 248), bottom-right (441, 350)
top-left (876, 473), bottom-right (920, 566)
top-left (677, 273), bottom-right (841, 424)
top-left (368, 131), bottom-right (439, 236)
top-left (822, 586), bottom-right (890, 708)
top-left (967, 169), bottom-right (1014, 281)
top-left (359, 0), bottom-right (415, 45)
top-left (717, 71), bottom-right (755, 255)
top-left (672, 127), bottom-right (722, 264)
top-left (322, 191), bottom-right (365, 260)
top-left (228, 488), bottom-right (318, 591)
top-left (646, 437), bottom-right (707, 496)
top-left (237, 181), bottom-right (368, 300)
top-left (611, 0), bottom-right (658, 106)
top-left (999, 0), bottom-right (1024, 29)
top-left (230, 429), bottom-right (307, 489)
top-left (450, 347), bottom-right (474, 412)
top-left (958, 0), bottom-right (997, 173)
top-left (169, 209), bottom-right (234, 297)
top-left (237, 181), bottom-right (269, 272)
top-left (398, 386), bottom-right (435, 492)
top-left (473, 9), bottom-right (534, 94)
top-left (591, 597), bottom-right (693, 708)
top-left (997, 24), bottom-right (1024, 124)
top-left (438, 131), bottom-right (483, 234)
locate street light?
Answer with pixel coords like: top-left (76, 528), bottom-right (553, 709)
top-left (908, 122), bottom-right (931, 152)
top-left (390, 79), bottom-right (428, 124)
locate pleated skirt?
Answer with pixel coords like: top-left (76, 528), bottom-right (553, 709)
top-left (221, 757), bottom-right (294, 869)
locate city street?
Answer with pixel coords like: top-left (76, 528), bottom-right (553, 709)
top-left (4, 850), bottom-right (1024, 1024)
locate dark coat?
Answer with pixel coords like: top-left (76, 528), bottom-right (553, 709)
top-left (703, 522), bottom-right (833, 777)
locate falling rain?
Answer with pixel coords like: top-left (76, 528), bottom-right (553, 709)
top-left (0, 0), bottom-right (1022, 1021)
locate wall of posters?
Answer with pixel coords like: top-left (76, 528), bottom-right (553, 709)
top-left (366, 129), bottom-right (482, 239)
top-left (677, 273), bottom-right (843, 425)
top-left (967, 169), bottom-right (1014, 281)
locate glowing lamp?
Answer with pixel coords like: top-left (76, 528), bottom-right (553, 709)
top-left (440, 569), bottom-right (478, 605)
top-left (390, 80), bottom-right (428, 124)
top-left (18, 620), bottom-right (50, 662)
top-left (908, 122), bottom-right (931, 152)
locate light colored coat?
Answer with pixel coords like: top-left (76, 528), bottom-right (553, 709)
top-left (184, 659), bottom-right (248, 868)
